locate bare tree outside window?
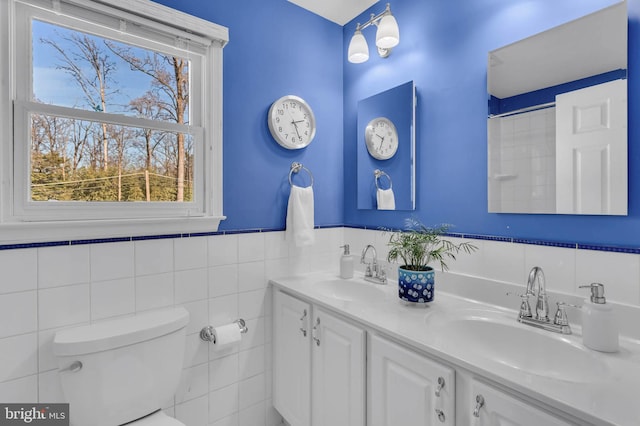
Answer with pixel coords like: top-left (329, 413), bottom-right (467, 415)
top-left (31, 20), bottom-right (193, 202)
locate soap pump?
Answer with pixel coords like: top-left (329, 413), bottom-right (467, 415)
top-left (340, 244), bottom-right (354, 279)
top-left (579, 282), bottom-right (619, 352)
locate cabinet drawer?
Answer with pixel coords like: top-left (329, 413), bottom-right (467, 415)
top-left (470, 379), bottom-right (573, 426)
top-left (368, 334), bottom-right (455, 426)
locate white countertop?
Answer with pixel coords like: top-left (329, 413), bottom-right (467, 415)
top-left (270, 271), bottom-right (640, 426)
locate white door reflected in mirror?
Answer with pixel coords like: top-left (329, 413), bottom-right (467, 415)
top-left (487, 1), bottom-right (627, 215)
top-left (556, 80), bottom-right (627, 215)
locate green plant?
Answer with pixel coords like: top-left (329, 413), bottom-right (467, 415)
top-left (386, 218), bottom-right (478, 271)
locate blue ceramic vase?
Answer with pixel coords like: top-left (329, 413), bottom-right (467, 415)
top-left (398, 266), bottom-right (435, 304)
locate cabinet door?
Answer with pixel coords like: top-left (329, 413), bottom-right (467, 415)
top-left (312, 308), bottom-right (366, 426)
top-left (470, 380), bottom-right (573, 426)
top-left (273, 290), bottom-right (312, 426)
top-left (369, 334), bottom-right (455, 426)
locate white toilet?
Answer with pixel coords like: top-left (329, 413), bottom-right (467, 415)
top-left (53, 307), bottom-right (190, 426)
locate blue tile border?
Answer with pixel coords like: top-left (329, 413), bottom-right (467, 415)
top-left (0, 224), bottom-right (638, 255)
top-left (576, 244), bottom-right (640, 254)
top-left (132, 233), bottom-right (182, 241)
top-left (187, 231), bottom-right (224, 238)
top-left (71, 237), bottom-right (132, 246)
top-left (0, 240), bottom-right (70, 250)
top-left (512, 239), bottom-right (577, 249)
top-left (459, 233), bottom-right (513, 243)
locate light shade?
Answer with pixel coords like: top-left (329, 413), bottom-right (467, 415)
top-left (376, 14), bottom-right (400, 49)
top-left (348, 30), bottom-right (369, 64)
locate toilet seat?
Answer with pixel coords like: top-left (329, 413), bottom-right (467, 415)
top-left (128, 411), bottom-right (185, 426)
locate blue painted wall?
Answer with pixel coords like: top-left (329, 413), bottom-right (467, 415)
top-left (153, 0), bottom-right (640, 248)
top-left (152, 0), bottom-right (344, 231)
top-left (489, 69), bottom-right (627, 116)
top-left (344, 0), bottom-right (640, 247)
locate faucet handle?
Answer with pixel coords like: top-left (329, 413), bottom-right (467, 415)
top-left (377, 265), bottom-right (387, 283)
top-left (553, 302), bottom-right (569, 326)
top-left (553, 302), bottom-right (580, 334)
top-left (364, 264), bottom-right (373, 277)
top-left (553, 301), bottom-right (580, 326)
top-left (518, 294), bottom-right (532, 319)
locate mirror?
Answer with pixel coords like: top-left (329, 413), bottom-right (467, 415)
top-left (487, 2), bottom-right (627, 215)
top-left (357, 81), bottom-right (416, 210)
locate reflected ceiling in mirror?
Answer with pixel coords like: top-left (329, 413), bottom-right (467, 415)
top-left (487, 1), bottom-right (627, 215)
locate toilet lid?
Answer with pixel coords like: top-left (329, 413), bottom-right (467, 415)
top-left (130, 411), bottom-right (185, 426)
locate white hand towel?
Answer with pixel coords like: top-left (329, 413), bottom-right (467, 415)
top-left (286, 185), bottom-right (315, 247)
top-left (377, 188), bottom-right (396, 210)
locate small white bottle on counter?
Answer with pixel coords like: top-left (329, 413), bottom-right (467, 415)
top-left (579, 283), bottom-right (619, 353)
top-left (340, 244), bottom-right (354, 279)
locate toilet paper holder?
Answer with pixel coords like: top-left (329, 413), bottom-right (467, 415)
top-left (200, 319), bottom-right (248, 343)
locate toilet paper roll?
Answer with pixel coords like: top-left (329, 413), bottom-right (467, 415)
top-left (213, 323), bottom-right (242, 347)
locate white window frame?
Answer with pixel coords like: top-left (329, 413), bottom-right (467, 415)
top-left (0, 0), bottom-right (227, 243)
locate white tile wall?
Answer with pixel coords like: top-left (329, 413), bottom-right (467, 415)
top-left (0, 375), bottom-right (37, 403)
top-left (4, 226), bottom-right (639, 426)
top-left (0, 291), bottom-right (37, 338)
top-left (90, 241), bottom-right (135, 282)
top-left (0, 248), bottom-right (37, 294)
top-left (345, 228), bottom-right (640, 313)
top-left (91, 277), bottom-right (135, 320)
top-left (488, 108), bottom-right (556, 213)
top-left (575, 249), bottom-right (640, 304)
top-left (0, 228), bottom-right (345, 426)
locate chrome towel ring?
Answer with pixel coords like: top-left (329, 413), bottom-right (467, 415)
top-left (289, 162), bottom-right (314, 187)
top-left (374, 169), bottom-right (392, 190)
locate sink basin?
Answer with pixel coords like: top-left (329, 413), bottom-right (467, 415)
top-left (426, 309), bottom-right (608, 383)
top-left (313, 279), bottom-right (391, 303)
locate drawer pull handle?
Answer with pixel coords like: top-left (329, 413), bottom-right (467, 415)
top-left (473, 394), bottom-right (485, 418)
top-left (299, 309), bottom-right (307, 337)
top-left (435, 376), bottom-right (445, 397)
top-left (312, 317), bottom-right (321, 346)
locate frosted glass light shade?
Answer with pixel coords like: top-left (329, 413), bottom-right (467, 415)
top-left (376, 14), bottom-right (399, 49)
top-left (348, 30), bottom-right (369, 63)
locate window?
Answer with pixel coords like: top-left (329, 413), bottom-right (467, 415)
top-left (0, 0), bottom-right (227, 240)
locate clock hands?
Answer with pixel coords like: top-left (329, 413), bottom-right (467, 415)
top-left (292, 122), bottom-right (301, 139)
top-left (287, 112), bottom-right (304, 141)
top-left (376, 133), bottom-right (385, 151)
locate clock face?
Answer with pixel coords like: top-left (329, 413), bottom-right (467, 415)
top-left (268, 95), bottom-right (316, 149)
top-left (365, 117), bottom-right (398, 160)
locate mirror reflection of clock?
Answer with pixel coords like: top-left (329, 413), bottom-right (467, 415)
top-left (365, 117), bottom-right (398, 160)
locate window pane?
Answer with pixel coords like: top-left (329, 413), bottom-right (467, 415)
top-left (32, 20), bottom-right (190, 124)
top-left (30, 114), bottom-right (194, 202)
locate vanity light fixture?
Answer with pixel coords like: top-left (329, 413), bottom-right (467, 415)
top-left (348, 3), bottom-right (400, 64)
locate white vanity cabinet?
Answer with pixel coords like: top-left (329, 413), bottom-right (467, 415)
top-left (273, 289), bottom-right (366, 426)
top-left (270, 275), bottom-right (622, 426)
top-left (273, 289), bottom-right (312, 426)
top-left (468, 379), bottom-right (573, 426)
top-left (368, 333), bottom-right (456, 426)
top-left (311, 306), bottom-right (366, 426)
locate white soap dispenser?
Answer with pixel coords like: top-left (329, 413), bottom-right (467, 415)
top-left (340, 244), bottom-right (354, 279)
top-left (579, 283), bottom-right (619, 352)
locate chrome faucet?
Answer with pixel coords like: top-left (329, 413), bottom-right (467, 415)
top-left (361, 244), bottom-right (387, 284)
top-left (526, 266), bottom-right (550, 321)
top-left (517, 266), bottom-right (573, 334)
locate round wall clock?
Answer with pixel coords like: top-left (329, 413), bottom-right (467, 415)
top-left (365, 116), bottom-right (398, 160)
top-left (268, 95), bottom-right (316, 149)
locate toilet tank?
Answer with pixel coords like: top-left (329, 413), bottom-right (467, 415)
top-left (53, 307), bottom-right (189, 426)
